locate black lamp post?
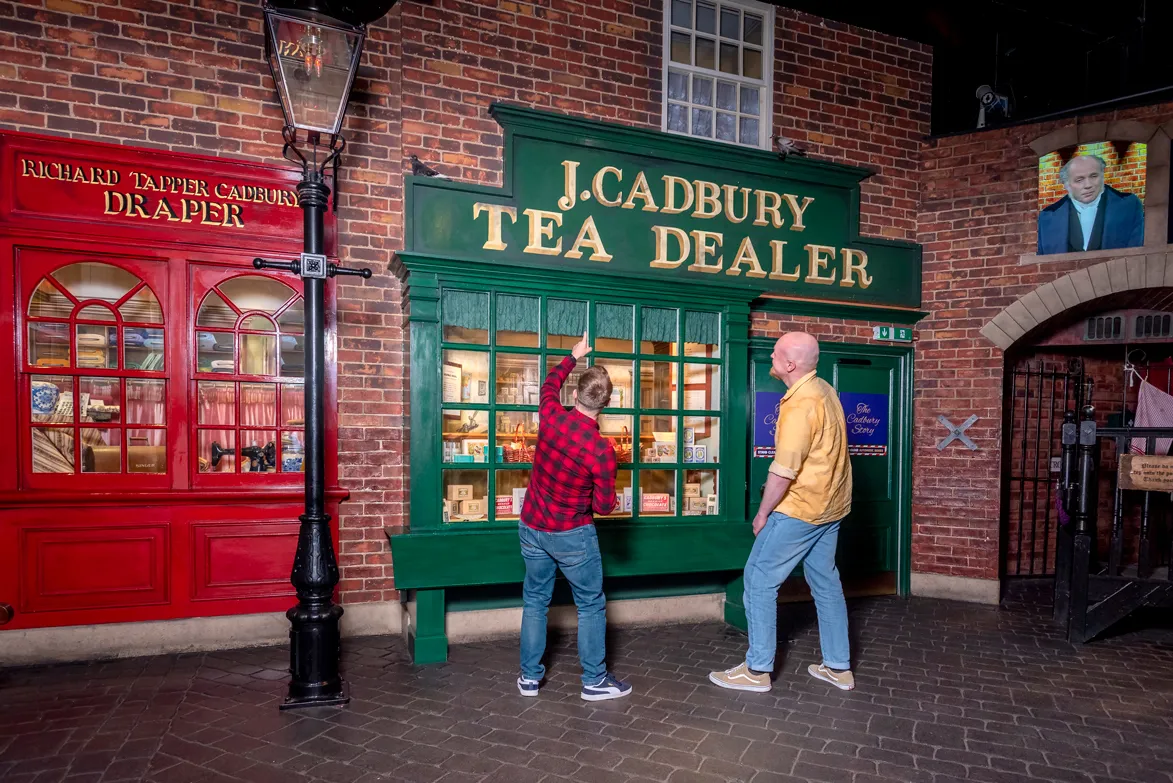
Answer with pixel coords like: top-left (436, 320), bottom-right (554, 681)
top-left (258, 0), bottom-right (395, 711)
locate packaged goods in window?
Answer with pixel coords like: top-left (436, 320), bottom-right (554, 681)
top-left (447, 484), bottom-right (474, 502)
top-left (460, 498), bottom-right (487, 518)
top-left (621, 486), bottom-right (633, 512)
top-left (495, 495), bottom-right (513, 516)
top-left (706, 494), bottom-right (718, 515)
top-left (443, 499), bottom-right (452, 524)
top-left (655, 442), bottom-right (677, 462)
top-left (683, 427), bottom-right (695, 445)
top-left (512, 487), bottom-right (527, 513)
top-left (684, 482), bottom-right (701, 498)
top-left (464, 439), bottom-right (488, 461)
top-left (642, 493), bottom-right (671, 513)
top-left (682, 446), bottom-right (696, 463)
top-left (30, 380), bottom-right (61, 416)
top-left (684, 497), bottom-right (708, 516)
top-left (692, 445), bottom-right (707, 463)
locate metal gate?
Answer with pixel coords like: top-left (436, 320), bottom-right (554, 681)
top-left (1003, 359), bottom-right (1092, 578)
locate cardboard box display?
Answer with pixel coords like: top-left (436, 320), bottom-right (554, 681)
top-left (642, 493), bottom-right (671, 513)
top-left (683, 427), bottom-right (695, 445)
top-left (684, 497), bottom-right (708, 515)
top-left (495, 495), bottom-right (514, 516)
top-left (684, 483), bottom-right (702, 498)
top-left (682, 446), bottom-right (696, 463)
top-left (705, 494), bottom-right (718, 515)
top-left (447, 484), bottom-right (475, 501)
top-left (461, 498), bottom-right (487, 517)
top-left (512, 487), bottom-right (527, 514)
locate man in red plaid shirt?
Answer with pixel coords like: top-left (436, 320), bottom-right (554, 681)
top-left (516, 331), bottom-right (631, 702)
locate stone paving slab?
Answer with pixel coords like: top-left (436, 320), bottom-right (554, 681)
top-left (2, 589), bottom-right (1172, 783)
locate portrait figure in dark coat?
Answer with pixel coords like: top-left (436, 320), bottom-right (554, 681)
top-left (1037, 154), bottom-right (1144, 255)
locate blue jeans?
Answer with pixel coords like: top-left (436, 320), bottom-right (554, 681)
top-left (744, 512), bottom-right (851, 672)
top-left (519, 523), bottom-right (607, 685)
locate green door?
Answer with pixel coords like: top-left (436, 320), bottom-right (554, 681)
top-left (749, 341), bottom-right (910, 587)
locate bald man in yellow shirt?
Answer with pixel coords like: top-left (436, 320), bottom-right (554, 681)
top-left (709, 332), bottom-right (855, 693)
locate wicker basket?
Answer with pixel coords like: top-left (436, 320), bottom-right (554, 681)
top-left (610, 426), bottom-right (633, 463)
top-left (503, 423), bottom-right (535, 463)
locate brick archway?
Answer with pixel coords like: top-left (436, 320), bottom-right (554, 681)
top-left (980, 252), bottom-right (1173, 349)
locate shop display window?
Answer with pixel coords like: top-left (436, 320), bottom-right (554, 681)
top-left (22, 261), bottom-right (167, 480)
top-left (439, 289), bottom-right (723, 524)
top-left (193, 273), bottom-right (305, 478)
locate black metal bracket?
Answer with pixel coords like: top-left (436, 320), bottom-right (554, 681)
top-left (253, 257), bottom-right (372, 280)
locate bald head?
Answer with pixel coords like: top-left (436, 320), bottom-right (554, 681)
top-left (771, 332), bottom-right (820, 384)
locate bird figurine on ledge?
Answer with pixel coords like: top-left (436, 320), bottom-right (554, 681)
top-left (772, 134), bottom-right (807, 161)
top-left (409, 154), bottom-right (449, 179)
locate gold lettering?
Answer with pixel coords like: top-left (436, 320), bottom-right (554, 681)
top-left (622, 171), bottom-right (658, 212)
top-left (151, 197), bottom-right (180, 221)
top-left (472, 202), bottom-right (518, 251)
top-left (782, 194), bottom-right (815, 231)
top-left (692, 180), bottom-right (721, 219)
top-left (214, 183), bottom-right (230, 199)
top-left (754, 190), bottom-right (784, 228)
top-left (722, 185), bottom-right (751, 223)
top-left (126, 193), bottom-right (149, 219)
top-left (688, 230), bottom-right (723, 273)
top-left (804, 244), bottom-right (837, 285)
top-left (523, 208), bottom-right (563, 256)
top-left (194, 179), bottom-right (209, 197)
top-left (840, 248), bottom-right (872, 288)
top-left (180, 199), bottom-right (200, 223)
top-left (564, 215), bottom-right (612, 262)
top-left (725, 236), bottom-right (767, 278)
top-left (103, 190), bottom-right (125, 216)
top-left (205, 201), bottom-right (222, 224)
top-left (591, 166), bottom-right (623, 207)
top-left (769, 240), bottom-right (800, 281)
top-left (138, 173), bottom-right (158, 192)
top-left (223, 203), bottom-right (244, 228)
top-left (558, 159), bottom-right (579, 211)
top-left (661, 175), bottom-right (694, 214)
top-left (651, 225), bottom-right (690, 269)
top-left (20, 159), bottom-right (36, 177)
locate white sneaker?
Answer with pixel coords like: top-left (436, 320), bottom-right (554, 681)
top-left (517, 676), bottom-right (541, 697)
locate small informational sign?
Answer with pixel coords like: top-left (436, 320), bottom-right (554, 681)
top-left (753, 391), bottom-right (784, 459)
top-left (839, 392), bottom-right (888, 456)
top-left (872, 325), bottom-right (912, 343)
top-left (1118, 454), bottom-right (1173, 491)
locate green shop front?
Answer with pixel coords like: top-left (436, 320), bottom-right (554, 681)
top-left (389, 105), bottom-right (922, 663)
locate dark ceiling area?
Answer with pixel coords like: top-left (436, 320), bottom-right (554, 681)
top-left (778, 0), bottom-right (1173, 136)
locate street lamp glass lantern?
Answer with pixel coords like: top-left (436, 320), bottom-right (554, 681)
top-left (263, 5), bottom-right (365, 135)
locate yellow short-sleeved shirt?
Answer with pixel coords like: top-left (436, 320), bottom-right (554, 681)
top-left (767, 370), bottom-right (852, 525)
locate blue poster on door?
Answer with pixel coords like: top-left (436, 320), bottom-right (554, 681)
top-left (753, 391), bottom-right (784, 458)
top-left (839, 392), bottom-right (888, 456)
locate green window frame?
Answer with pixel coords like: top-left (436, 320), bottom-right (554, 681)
top-left (437, 287), bottom-right (726, 526)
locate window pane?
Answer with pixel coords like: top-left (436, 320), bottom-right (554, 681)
top-left (671, 0), bottom-right (691, 27)
top-left (547, 298), bottom-right (587, 350)
top-left (639, 470), bottom-right (676, 515)
top-left (495, 469), bottom-right (531, 520)
top-left (743, 47), bottom-right (763, 80)
top-left (278, 299), bottom-right (304, 333)
top-left (76, 324), bottom-right (118, 369)
top-left (241, 383), bottom-right (277, 427)
top-left (197, 381), bottom-right (235, 426)
top-left (127, 379), bottom-right (165, 425)
top-left (641, 307), bottom-right (677, 352)
top-left (598, 414), bottom-right (634, 463)
top-left (668, 70), bottom-right (688, 101)
top-left (739, 117), bottom-right (759, 146)
top-left (695, 36), bottom-right (715, 69)
top-left (696, 1), bottom-right (715, 33)
top-left (239, 431), bottom-right (277, 473)
top-left (127, 429), bottom-right (166, 474)
top-left (692, 76), bottom-right (713, 106)
top-left (119, 285), bottom-right (163, 324)
top-left (683, 469), bottom-right (718, 515)
top-left (239, 333), bottom-right (276, 376)
top-left (546, 354), bottom-right (579, 407)
top-left (740, 85), bottom-right (759, 115)
top-left (241, 315), bottom-right (275, 332)
top-left (29, 322), bottom-right (69, 368)
top-left (198, 429), bottom-right (235, 473)
top-left (497, 411), bottom-right (538, 464)
top-left (217, 275), bottom-right (296, 314)
top-left (443, 350), bottom-right (490, 404)
top-left (280, 430), bottom-right (304, 472)
top-left (744, 13), bottom-right (763, 45)
top-left (281, 384), bottom-right (305, 427)
top-left (670, 31), bottom-right (691, 64)
top-left (719, 42), bottom-right (739, 74)
top-left (52, 262), bottom-right (137, 304)
top-left (606, 470), bottom-right (634, 517)
top-left (197, 331), bottom-right (234, 374)
top-left (31, 376), bottom-right (73, 423)
top-left (444, 409), bottom-right (491, 463)
top-left (444, 470), bottom-right (488, 522)
top-left (442, 290), bottom-right (489, 344)
top-left (667, 103), bottom-right (688, 133)
top-left (597, 303), bottom-right (634, 352)
top-left (80, 377), bottom-right (121, 424)
top-left (80, 428), bottom-right (119, 473)
top-left (716, 81), bottom-right (737, 111)
top-left (32, 427), bottom-right (74, 473)
top-left (594, 359), bottom-right (633, 409)
top-left (720, 7), bottom-right (739, 38)
top-left (684, 364), bottom-right (720, 410)
top-left (685, 311), bottom-right (721, 357)
top-left (640, 361), bottom-right (679, 409)
top-left (496, 353), bottom-right (541, 406)
top-left (716, 112), bottom-right (736, 141)
top-left (497, 294), bottom-right (539, 348)
top-left (77, 304), bottom-right (116, 322)
top-left (640, 415), bottom-right (677, 463)
top-left (683, 416), bottom-right (720, 462)
top-left (691, 108), bottom-right (713, 136)
top-left (280, 334), bottom-right (305, 377)
top-left (124, 328), bottom-right (164, 371)
top-left (28, 279), bottom-right (72, 319)
top-left (196, 291), bottom-right (237, 328)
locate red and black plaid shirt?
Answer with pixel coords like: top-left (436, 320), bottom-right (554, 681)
top-left (520, 355), bottom-right (618, 532)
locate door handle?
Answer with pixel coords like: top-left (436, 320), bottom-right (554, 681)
top-left (0, 603), bottom-right (12, 625)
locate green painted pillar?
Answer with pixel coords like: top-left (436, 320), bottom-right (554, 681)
top-left (410, 589), bottom-right (448, 664)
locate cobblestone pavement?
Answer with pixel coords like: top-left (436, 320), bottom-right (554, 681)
top-left (2, 589), bottom-right (1172, 783)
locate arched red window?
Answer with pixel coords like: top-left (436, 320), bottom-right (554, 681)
top-left (193, 273), bottom-right (305, 477)
top-left (24, 261), bottom-right (167, 477)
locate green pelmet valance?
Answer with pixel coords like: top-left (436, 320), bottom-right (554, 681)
top-left (685, 311), bottom-right (720, 346)
top-left (547, 298), bottom-right (587, 336)
top-left (441, 290), bottom-right (488, 331)
top-left (496, 294), bottom-right (539, 334)
top-left (641, 307), bottom-right (677, 344)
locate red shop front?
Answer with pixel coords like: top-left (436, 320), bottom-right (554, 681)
top-left (0, 132), bottom-right (342, 636)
